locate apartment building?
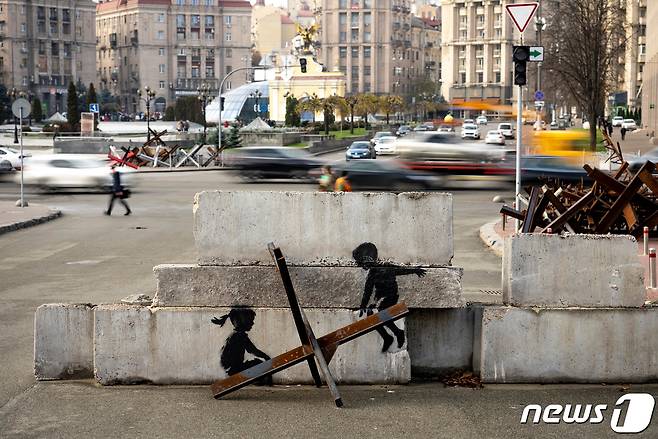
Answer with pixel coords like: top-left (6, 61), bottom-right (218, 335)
top-left (412, 15), bottom-right (441, 90)
top-left (641, 0), bottom-right (656, 132)
top-left (0, 0), bottom-right (96, 115)
top-left (621, 0), bottom-right (647, 111)
top-left (319, 0), bottom-right (417, 96)
top-left (96, 0), bottom-right (251, 115)
top-left (440, 0), bottom-right (516, 105)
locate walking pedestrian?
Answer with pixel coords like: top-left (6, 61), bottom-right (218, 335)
top-left (318, 165), bottom-right (335, 192)
top-left (105, 165), bottom-right (131, 216)
top-left (334, 171), bottom-right (352, 192)
top-left (621, 127), bottom-right (627, 141)
top-left (607, 122), bottom-right (613, 137)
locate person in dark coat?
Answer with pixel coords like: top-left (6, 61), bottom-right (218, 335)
top-left (105, 165), bottom-right (131, 216)
top-left (621, 127), bottom-right (627, 141)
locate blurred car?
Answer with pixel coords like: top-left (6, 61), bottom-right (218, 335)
top-left (413, 125), bottom-right (430, 132)
top-left (230, 147), bottom-right (322, 180)
top-left (396, 125), bottom-right (411, 136)
top-left (520, 155), bottom-right (590, 185)
top-left (20, 155), bottom-right (134, 190)
top-left (461, 124), bottom-right (481, 140)
top-left (397, 132), bottom-right (505, 162)
top-left (334, 160), bottom-right (439, 191)
top-left (0, 147), bottom-right (31, 170)
top-left (612, 116), bottom-right (624, 127)
top-left (463, 119), bottom-right (475, 125)
top-left (373, 136), bottom-right (397, 155)
top-left (621, 119), bottom-right (637, 130)
top-left (485, 130), bottom-right (505, 145)
top-left (346, 141), bottom-right (376, 160)
top-left (437, 125), bottom-right (455, 133)
top-left (582, 120), bottom-right (590, 130)
top-left (476, 115), bottom-right (488, 125)
top-left (370, 131), bottom-right (393, 145)
top-left (627, 147), bottom-right (658, 172)
top-left (533, 120), bottom-right (547, 131)
top-left (498, 123), bottom-right (514, 139)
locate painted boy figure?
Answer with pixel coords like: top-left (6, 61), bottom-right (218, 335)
top-left (353, 242), bottom-right (426, 352)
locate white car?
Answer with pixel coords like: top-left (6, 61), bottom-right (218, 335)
top-left (485, 130), bottom-right (505, 145)
top-left (19, 154), bottom-right (135, 191)
top-left (371, 131), bottom-right (393, 145)
top-left (0, 147), bottom-right (31, 170)
top-left (461, 124), bottom-right (481, 140)
top-left (463, 119), bottom-right (475, 125)
top-left (498, 123), bottom-right (514, 139)
top-left (373, 136), bottom-right (398, 155)
top-left (476, 115), bottom-right (488, 125)
top-left (612, 116), bottom-right (624, 127)
top-left (621, 119), bottom-right (637, 130)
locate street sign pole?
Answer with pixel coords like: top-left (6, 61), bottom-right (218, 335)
top-left (515, 86), bottom-right (522, 232)
top-left (19, 107), bottom-right (24, 208)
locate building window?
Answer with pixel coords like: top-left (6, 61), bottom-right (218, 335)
top-left (176, 15), bottom-right (185, 27)
top-left (205, 0), bottom-right (213, 5)
top-left (351, 47), bottom-right (358, 58)
top-left (495, 71), bottom-right (501, 83)
top-left (225, 16), bottom-right (232, 26)
top-left (192, 66), bottom-right (200, 77)
top-left (226, 65), bottom-right (232, 74)
top-left (158, 13), bottom-right (165, 23)
top-left (339, 47), bottom-right (347, 58)
top-left (339, 32), bottom-right (346, 43)
top-left (205, 15), bottom-right (214, 27)
top-left (157, 31), bottom-right (165, 40)
top-left (159, 64), bottom-right (165, 73)
top-left (364, 66), bottom-right (371, 76)
top-left (477, 72), bottom-right (483, 83)
top-left (206, 65), bottom-right (215, 77)
top-left (159, 48), bottom-right (165, 56)
top-left (225, 32), bottom-right (231, 41)
top-left (191, 15), bottom-right (201, 27)
top-left (364, 47), bottom-right (371, 58)
top-left (176, 0), bottom-right (184, 5)
top-left (20, 23), bottom-right (26, 33)
top-left (191, 0), bottom-right (199, 5)
top-left (226, 48), bottom-right (232, 58)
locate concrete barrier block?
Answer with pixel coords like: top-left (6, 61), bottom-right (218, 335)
top-left (94, 305), bottom-right (410, 385)
top-left (153, 264), bottom-right (464, 308)
top-left (479, 306), bottom-right (658, 383)
top-left (502, 234), bottom-right (645, 307)
top-left (34, 304), bottom-right (94, 380)
top-left (407, 308), bottom-right (480, 376)
top-left (193, 191), bottom-right (453, 266)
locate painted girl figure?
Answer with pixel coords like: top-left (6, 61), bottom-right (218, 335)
top-left (211, 308), bottom-right (271, 376)
top-left (353, 242), bottom-right (426, 352)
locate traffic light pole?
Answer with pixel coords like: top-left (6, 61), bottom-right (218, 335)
top-left (515, 85), bottom-right (523, 232)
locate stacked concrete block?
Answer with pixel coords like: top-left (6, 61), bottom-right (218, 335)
top-left (480, 233), bottom-right (654, 383)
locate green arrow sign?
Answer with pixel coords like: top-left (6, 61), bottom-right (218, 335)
top-left (529, 46), bottom-right (544, 62)
top-left (530, 50), bottom-right (541, 57)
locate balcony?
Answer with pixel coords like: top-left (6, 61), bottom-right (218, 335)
top-left (174, 78), bottom-right (218, 91)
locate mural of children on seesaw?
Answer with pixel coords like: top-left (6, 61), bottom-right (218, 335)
top-left (353, 242), bottom-right (426, 352)
top-left (211, 308), bottom-right (271, 377)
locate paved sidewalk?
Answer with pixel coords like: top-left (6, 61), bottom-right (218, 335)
top-left (0, 201), bottom-right (61, 235)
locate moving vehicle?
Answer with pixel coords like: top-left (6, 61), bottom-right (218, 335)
top-left (485, 130), bottom-right (505, 145)
top-left (413, 125), bottom-right (430, 132)
top-left (533, 120), bottom-right (547, 131)
top-left (627, 147), bottom-right (658, 172)
top-left (520, 155), bottom-right (590, 185)
top-left (397, 132), bottom-right (505, 162)
top-left (20, 154), bottom-right (134, 190)
top-left (437, 125), bottom-right (455, 133)
top-left (334, 160), bottom-right (439, 191)
top-left (621, 119), bottom-right (637, 130)
top-left (498, 123), bottom-right (514, 139)
top-left (612, 116), bottom-right (624, 127)
top-left (373, 136), bottom-right (397, 155)
top-left (463, 119), bottom-right (475, 125)
top-left (461, 124), bottom-right (481, 140)
top-left (230, 147), bottom-right (323, 180)
top-left (396, 125), bottom-right (411, 136)
top-left (370, 131), bottom-right (393, 145)
top-left (346, 141), bottom-right (376, 160)
top-left (476, 115), bottom-right (488, 125)
top-left (0, 147), bottom-right (31, 170)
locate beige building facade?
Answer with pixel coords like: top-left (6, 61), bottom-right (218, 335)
top-left (96, 0), bottom-right (251, 115)
top-left (621, 0), bottom-right (647, 111)
top-left (0, 0), bottom-right (97, 115)
top-left (641, 0), bottom-right (656, 133)
top-left (252, 4), bottom-right (297, 58)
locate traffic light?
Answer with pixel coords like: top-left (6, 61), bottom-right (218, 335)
top-left (300, 58), bottom-right (307, 73)
top-left (513, 46), bottom-right (529, 86)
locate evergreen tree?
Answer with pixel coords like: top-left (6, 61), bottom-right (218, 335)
top-left (225, 124), bottom-right (242, 148)
top-left (0, 85), bottom-right (12, 123)
top-left (163, 106), bottom-right (175, 121)
top-left (31, 97), bottom-right (43, 122)
top-left (67, 81), bottom-right (80, 130)
top-left (285, 96), bottom-right (300, 127)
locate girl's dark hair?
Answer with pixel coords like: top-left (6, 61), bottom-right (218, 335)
top-left (212, 308), bottom-right (256, 328)
top-left (352, 242), bottom-right (378, 265)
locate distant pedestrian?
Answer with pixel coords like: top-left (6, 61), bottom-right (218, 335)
top-left (607, 123), bottom-right (613, 137)
top-left (621, 127), bottom-right (627, 141)
top-left (105, 165), bottom-right (131, 216)
top-left (318, 165), bottom-right (335, 192)
top-left (334, 171), bottom-right (352, 192)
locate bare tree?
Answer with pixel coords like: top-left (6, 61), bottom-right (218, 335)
top-left (543, 0), bottom-right (627, 149)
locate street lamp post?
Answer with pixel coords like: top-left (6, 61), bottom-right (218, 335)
top-left (250, 89), bottom-right (263, 120)
top-left (137, 86), bottom-right (156, 142)
top-left (197, 84), bottom-right (211, 144)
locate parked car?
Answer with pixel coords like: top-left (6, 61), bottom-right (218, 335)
top-left (346, 141), bottom-right (376, 160)
top-left (230, 147), bottom-right (323, 180)
top-left (485, 130), bottom-right (505, 145)
top-left (396, 125), bottom-right (411, 136)
top-left (370, 131), bottom-right (393, 145)
top-left (461, 124), bottom-right (481, 140)
top-left (437, 125), bottom-right (455, 133)
top-left (627, 147), bottom-right (658, 172)
top-left (397, 132), bottom-right (505, 162)
top-left (334, 160), bottom-right (440, 191)
top-left (520, 155), bottom-right (590, 185)
top-left (373, 136), bottom-right (398, 155)
top-left (498, 123), bottom-right (514, 139)
top-left (621, 119), bottom-right (638, 130)
top-left (533, 120), bottom-right (547, 131)
top-left (463, 119), bottom-right (475, 125)
top-left (413, 125), bottom-right (430, 132)
top-left (612, 116), bottom-right (624, 127)
top-left (0, 147), bottom-right (31, 170)
top-left (20, 155), bottom-right (135, 191)
top-left (476, 115), bottom-right (488, 125)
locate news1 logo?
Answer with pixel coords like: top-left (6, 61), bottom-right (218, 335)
top-left (520, 393), bottom-right (655, 433)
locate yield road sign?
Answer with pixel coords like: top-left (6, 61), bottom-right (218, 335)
top-left (534, 90), bottom-right (545, 101)
top-left (89, 103), bottom-right (99, 113)
top-left (529, 46), bottom-right (544, 62)
top-left (12, 98), bottom-right (31, 118)
top-left (506, 2), bottom-right (539, 33)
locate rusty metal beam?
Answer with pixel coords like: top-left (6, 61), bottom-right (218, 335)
top-left (521, 187), bottom-right (541, 233)
top-left (541, 190), bottom-right (596, 233)
top-left (500, 205), bottom-right (525, 221)
top-left (584, 164), bottom-right (658, 211)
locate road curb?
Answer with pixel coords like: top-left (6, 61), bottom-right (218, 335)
top-left (479, 219), bottom-right (504, 257)
top-left (0, 209), bottom-right (62, 235)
